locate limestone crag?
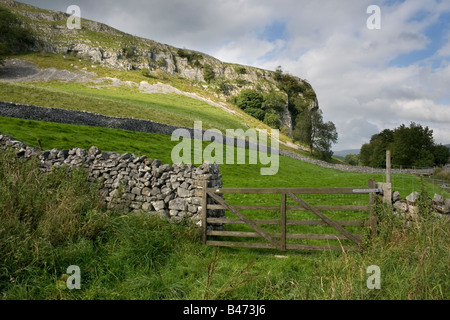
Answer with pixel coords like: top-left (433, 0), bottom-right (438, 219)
top-left (0, 0), bottom-right (316, 101)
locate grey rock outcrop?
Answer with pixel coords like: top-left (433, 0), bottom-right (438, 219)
top-left (391, 190), bottom-right (450, 221)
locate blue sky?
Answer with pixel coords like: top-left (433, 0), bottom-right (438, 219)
top-left (19, 0), bottom-right (450, 150)
top-left (389, 11), bottom-right (450, 68)
top-left (261, 21), bottom-right (288, 43)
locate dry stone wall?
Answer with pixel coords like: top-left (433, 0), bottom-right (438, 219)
top-left (0, 134), bottom-right (225, 226)
top-left (392, 190), bottom-right (450, 221)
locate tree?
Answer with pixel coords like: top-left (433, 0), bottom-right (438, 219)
top-left (293, 108), bottom-right (315, 154)
top-left (345, 153), bottom-right (359, 166)
top-left (244, 107), bottom-right (265, 121)
top-left (263, 110), bottom-right (281, 129)
top-left (391, 122), bottom-right (434, 167)
top-left (359, 129), bottom-right (394, 167)
top-left (359, 143), bottom-right (374, 167)
top-left (274, 66), bottom-right (317, 123)
top-left (359, 122), bottom-right (446, 168)
top-left (236, 89), bottom-right (264, 111)
top-left (234, 89), bottom-right (288, 127)
top-left (236, 89), bottom-right (265, 120)
top-left (315, 120), bottom-right (338, 160)
top-left (203, 64), bottom-right (215, 83)
top-left (432, 144), bottom-right (450, 167)
top-left (293, 108), bottom-right (338, 160)
top-left (262, 91), bottom-right (286, 112)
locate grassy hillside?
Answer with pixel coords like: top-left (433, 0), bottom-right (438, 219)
top-left (0, 53), bottom-right (249, 131)
top-left (0, 52), bottom-right (309, 151)
top-left (0, 116), bottom-right (430, 189)
top-left (0, 0), bottom-right (318, 155)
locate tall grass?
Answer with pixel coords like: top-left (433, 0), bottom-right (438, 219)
top-left (0, 149), bottom-right (111, 297)
top-left (1, 123), bottom-right (449, 300)
top-left (1, 148), bottom-right (449, 300)
top-left (0, 148), bottom-right (204, 300)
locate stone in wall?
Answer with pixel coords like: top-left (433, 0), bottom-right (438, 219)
top-left (0, 134), bottom-right (225, 227)
top-left (391, 190), bottom-right (450, 221)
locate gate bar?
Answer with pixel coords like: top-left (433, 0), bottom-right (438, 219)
top-left (207, 191), bottom-right (282, 250)
top-left (287, 193), bottom-right (363, 246)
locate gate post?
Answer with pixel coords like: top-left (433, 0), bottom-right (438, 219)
top-left (201, 179), bottom-right (208, 245)
top-left (386, 150), bottom-right (391, 184)
top-left (369, 179), bottom-right (377, 238)
top-left (280, 193), bottom-right (287, 251)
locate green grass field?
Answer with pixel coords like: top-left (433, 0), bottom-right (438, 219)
top-left (0, 137), bottom-right (448, 300)
top-left (2, 115), bottom-right (441, 194)
top-left (0, 81), bottom-right (249, 133)
top-left (0, 52), bottom-right (279, 133)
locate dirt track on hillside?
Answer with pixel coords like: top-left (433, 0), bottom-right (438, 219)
top-left (0, 58), bottom-right (246, 121)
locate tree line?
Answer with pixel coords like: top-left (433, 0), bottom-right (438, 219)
top-left (358, 122), bottom-right (449, 168)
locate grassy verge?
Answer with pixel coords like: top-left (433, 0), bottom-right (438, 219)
top-left (0, 147), bottom-right (448, 300)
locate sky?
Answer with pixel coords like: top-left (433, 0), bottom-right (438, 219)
top-left (19, 0), bottom-right (450, 151)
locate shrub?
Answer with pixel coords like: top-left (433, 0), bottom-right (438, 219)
top-left (177, 48), bottom-right (203, 68)
top-left (236, 89), bottom-right (264, 111)
top-left (244, 107), bottom-right (265, 121)
top-left (345, 154), bottom-right (359, 166)
top-left (234, 66), bottom-right (247, 75)
top-left (262, 91), bottom-right (286, 112)
top-left (263, 110), bottom-right (281, 129)
top-left (122, 46), bottom-right (137, 59)
top-left (141, 68), bottom-right (151, 77)
top-left (433, 167), bottom-right (450, 181)
top-left (0, 6), bottom-right (35, 63)
top-left (203, 64), bottom-right (215, 83)
top-left (156, 57), bottom-right (167, 68)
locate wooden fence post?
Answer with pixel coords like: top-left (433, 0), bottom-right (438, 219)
top-left (369, 179), bottom-right (377, 238)
top-left (386, 150), bottom-right (391, 184)
top-left (201, 179), bottom-right (208, 245)
top-left (280, 193), bottom-right (287, 251)
top-left (37, 138), bottom-right (43, 151)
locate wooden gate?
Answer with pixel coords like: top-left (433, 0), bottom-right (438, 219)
top-left (201, 180), bottom-right (380, 251)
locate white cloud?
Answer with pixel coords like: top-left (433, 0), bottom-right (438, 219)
top-left (230, 0), bottom-right (450, 149)
top-left (19, 0), bottom-right (450, 149)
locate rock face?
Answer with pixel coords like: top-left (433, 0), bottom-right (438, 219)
top-left (0, 0), bottom-right (316, 106)
top-left (0, 134), bottom-right (225, 226)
